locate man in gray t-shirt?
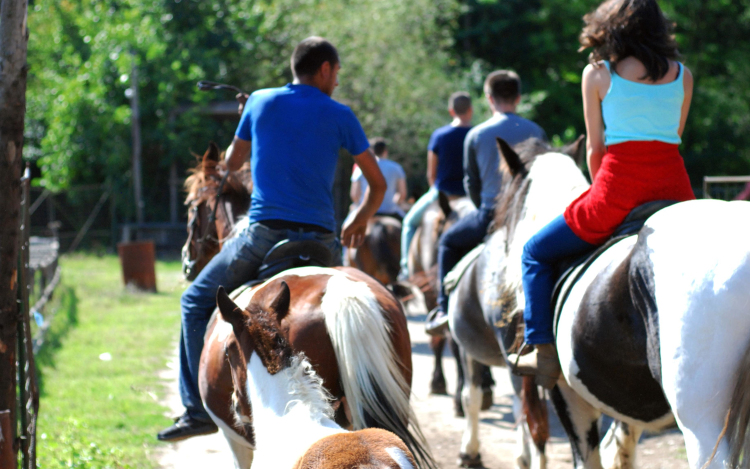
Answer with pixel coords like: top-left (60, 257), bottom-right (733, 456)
top-left (426, 70), bottom-right (547, 335)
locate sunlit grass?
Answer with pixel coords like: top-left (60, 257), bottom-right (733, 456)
top-left (35, 254), bottom-right (185, 468)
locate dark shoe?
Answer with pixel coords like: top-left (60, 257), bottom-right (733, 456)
top-left (425, 307), bottom-right (449, 336)
top-left (157, 412), bottom-right (218, 442)
top-left (507, 343), bottom-right (561, 390)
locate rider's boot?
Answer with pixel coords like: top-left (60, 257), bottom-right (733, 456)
top-left (507, 343), bottom-right (561, 390)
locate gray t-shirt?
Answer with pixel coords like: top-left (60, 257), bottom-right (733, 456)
top-left (463, 113), bottom-right (547, 209)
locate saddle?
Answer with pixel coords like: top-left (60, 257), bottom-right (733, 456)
top-left (253, 239), bottom-right (334, 283)
top-left (551, 200), bottom-right (678, 336)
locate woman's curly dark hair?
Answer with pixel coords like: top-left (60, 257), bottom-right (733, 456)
top-left (579, 0), bottom-right (680, 82)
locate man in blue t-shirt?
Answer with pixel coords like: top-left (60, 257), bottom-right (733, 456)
top-left (399, 92), bottom-right (473, 279)
top-left (157, 37), bottom-right (386, 442)
top-left (426, 70), bottom-right (547, 335)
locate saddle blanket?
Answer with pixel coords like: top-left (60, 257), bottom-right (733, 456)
top-left (443, 243), bottom-right (485, 295)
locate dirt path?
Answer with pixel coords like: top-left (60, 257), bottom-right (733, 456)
top-left (156, 315), bottom-right (689, 468)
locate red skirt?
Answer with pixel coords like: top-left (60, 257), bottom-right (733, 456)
top-left (564, 140), bottom-right (695, 245)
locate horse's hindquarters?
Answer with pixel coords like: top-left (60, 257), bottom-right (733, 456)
top-left (644, 200), bottom-right (750, 466)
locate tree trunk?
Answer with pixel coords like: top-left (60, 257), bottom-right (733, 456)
top-left (0, 0), bottom-right (29, 462)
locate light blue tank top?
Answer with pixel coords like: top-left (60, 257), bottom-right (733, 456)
top-left (602, 61), bottom-right (684, 146)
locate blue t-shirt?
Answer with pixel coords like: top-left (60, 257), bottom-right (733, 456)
top-left (236, 84), bottom-right (370, 231)
top-left (351, 158), bottom-right (406, 217)
top-left (427, 124), bottom-right (471, 196)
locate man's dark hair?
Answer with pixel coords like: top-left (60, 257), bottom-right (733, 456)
top-left (579, 0), bottom-right (679, 82)
top-left (449, 92), bottom-right (472, 115)
top-left (370, 137), bottom-right (387, 157)
top-left (484, 70), bottom-right (521, 105)
top-left (291, 37), bottom-right (339, 78)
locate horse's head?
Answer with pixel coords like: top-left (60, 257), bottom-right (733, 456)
top-left (182, 143), bottom-right (252, 280)
top-left (216, 283), bottom-right (334, 440)
top-left (215, 283), bottom-right (293, 442)
top-left (493, 135), bottom-right (589, 305)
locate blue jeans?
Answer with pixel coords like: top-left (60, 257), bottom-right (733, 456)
top-left (400, 187), bottom-right (439, 277)
top-left (437, 207), bottom-right (494, 313)
top-left (522, 215), bottom-right (595, 345)
top-left (178, 222), bottom-right (342, 421)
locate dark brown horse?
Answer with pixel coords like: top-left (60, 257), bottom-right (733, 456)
top-left (182, 142), bottom-right (252, 281)
top-left (200, 266), bottom-right (435, 469)
top-left (345, 215), bottom-right (402, 286)
top-left (215, 283), bottom-right (419, 469)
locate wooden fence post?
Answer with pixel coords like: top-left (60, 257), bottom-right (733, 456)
top-left (0, 0), bottom-right (30, 466)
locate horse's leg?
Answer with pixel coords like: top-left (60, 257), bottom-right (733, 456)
top-left (430, 335), bottom-right (447, 395)
top-left (550, 380), bottom-right (604, 469)
top-left (599, 421), bottom-right (642, 469)
top-left (510, 373), bottom-right (547, 469)
top-left (479, 364), bottom-right (494, 411)
top-left (458, 352), bottom-right (484, 468)
top-left (221, 430), bottom-right (254, 469)
top-left (449, 334), bottom-right (465, 417)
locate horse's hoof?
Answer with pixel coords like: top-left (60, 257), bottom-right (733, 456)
top-left (480, 389), bottom-right (493, 410)
top-left (430, 379), bottom-right (448, 395)
top-left (458, 452), bottom-right (482, 468)
top-left (515, 455), bottom-right (530, 469)
top-left (454, 403), bottom-right (465, 418)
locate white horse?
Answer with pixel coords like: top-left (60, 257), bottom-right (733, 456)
top-left (215, 284), bottom-right (420, 469)
top-left (488, 137), bottom-right (750, 469)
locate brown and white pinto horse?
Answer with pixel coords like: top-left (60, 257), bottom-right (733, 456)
top-left (182, 142), bottom-right (252, 281)
top-left (200, 266), bottom-right (436, 469)
top-left (215, 284), bottom-right (419, 469)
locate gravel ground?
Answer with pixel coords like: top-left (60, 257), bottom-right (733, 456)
top-left (155, 314), bottom-right (689, 469)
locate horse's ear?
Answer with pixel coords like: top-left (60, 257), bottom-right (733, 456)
top-left (217, 286), bottom-right (247, 335)
top-left (204, 142), bottom-right (221, 163)
top-left (268, 281), bottom-right (291, 322)
top-left (562, 135), bottom-right (586, 168)
top-left (497, 138), bottom-right (524, 177)
top-left (438, 191), bottom-right (452, 218)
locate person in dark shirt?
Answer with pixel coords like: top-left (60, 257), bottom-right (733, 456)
top-left (426, 70), bottom-right (546, 335)
top-left (399, 92), bottom-right (473, 279)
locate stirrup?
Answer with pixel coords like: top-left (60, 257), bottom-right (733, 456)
top-left (509, 341), bottom-right (529, 376)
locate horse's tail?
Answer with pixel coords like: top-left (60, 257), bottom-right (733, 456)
top-left (368, 219), bottom-right (401, 283)
top-left (522, 376), bottom-right (549, 452)
top-left (725, 337), bottom-right (750, 468)
top-left (323, 274), bottom-right (437, 469)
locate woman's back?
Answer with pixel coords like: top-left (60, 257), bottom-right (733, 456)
top-left (601, 58), bottom-right (685, 146)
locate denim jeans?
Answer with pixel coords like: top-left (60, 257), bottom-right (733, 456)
top-left (178, 222), bottom-right (342, 421)
top-left (522, 215), bottom-right (595, 345)
top-left (400, 187), bottom-right (438, 277)
top-left (437, 207), bottom-right (494, 314)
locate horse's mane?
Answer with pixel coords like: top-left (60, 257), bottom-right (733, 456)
top-left (492, 138), bottom-right (553, 241)
top-left (244, 303), bottom-right (335, 420)
top-left (184, 153), bottom-right (252, 206)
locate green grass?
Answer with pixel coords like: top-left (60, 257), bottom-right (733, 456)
top-left (35, 254), bottom-right (185, 468)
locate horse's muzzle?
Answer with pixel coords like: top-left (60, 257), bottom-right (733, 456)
top-left (182, 245), bottom-right (198, 281)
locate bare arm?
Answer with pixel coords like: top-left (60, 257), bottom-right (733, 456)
top-left (395, 177), bottom-right (407, 204)
top-left (225, 136), bottom-right (251, 172)
top-left (427, 150), bottom-right (438, 187)
top-left (341, 149), bottom-right (386, 248)
top-left (582, 63), bottom-right (608, 181)
top-left (678, 66), bottom-right (693, 137)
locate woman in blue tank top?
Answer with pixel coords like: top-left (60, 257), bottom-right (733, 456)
top-left (509, 0), bottom-right (696, 388)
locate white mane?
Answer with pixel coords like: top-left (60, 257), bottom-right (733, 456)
top-left (282, 354), bottom-right (335, 420)
top-left (504, 152), bottom-right (590, 311)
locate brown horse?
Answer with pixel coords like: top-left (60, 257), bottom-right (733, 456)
top-left (345, 215), bottom-right (402, 286)
top-left (215, 284), bottom-right (419, 469)
top-left (200, 267), bottom-right (435, 468)
top-left (182, 142), bottom-right (252, 281)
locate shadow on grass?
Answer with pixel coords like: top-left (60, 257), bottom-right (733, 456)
top-left (34, 286), bottom-right (78, 396)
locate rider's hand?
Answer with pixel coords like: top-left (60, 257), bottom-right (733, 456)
top-left (341, 217), bottom-right (368, 248)
top-left (236, 93), bottom-right (249, 115)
